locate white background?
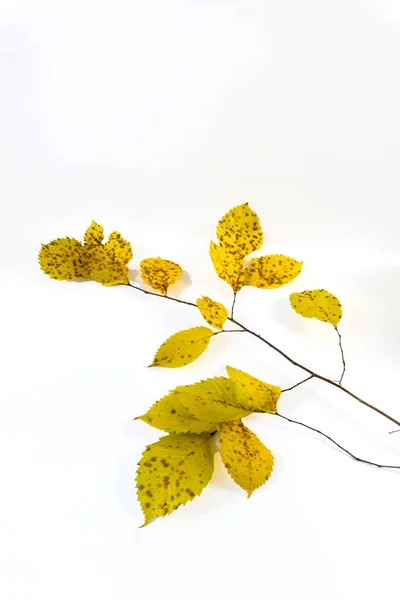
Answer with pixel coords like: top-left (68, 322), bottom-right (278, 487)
top-left (1, 1), bottom-right (400, 599)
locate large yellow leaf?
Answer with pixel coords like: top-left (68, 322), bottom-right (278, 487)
top-left (38, 238), bottom-right (88, 280)
top-left (104, 231), bottom-right (133, 265)
top-left (136, 433), bottom-right (215, 526)
top-left (84, 246), bottom-right (129, 286)
top-left (216, 203), bottom-right (263, 259)
top-left (226, 366), bottom-right (281, 414)
top-left (243, 254), bottom-right (302, 289)
top-left (83, 221), bottom-right (104, 246)
top-left (196, 296), bottom-right (228, 330)
top-left (209, 242), bottom-right (245, 292)
top-left (150, 326), bottom-right (214, 368)
top-left (137, 392), bottom-right (216, 434)
top-left (173, 377), bottom-right (251, 422)
top-left (219, 420), bottom-right (274, 497)
top-left (140, 257), bottom-right (182, 294)
top-left (290, 289), bottom-right (342, 326)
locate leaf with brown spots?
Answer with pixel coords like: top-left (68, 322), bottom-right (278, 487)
top-left (83, 221), bottom-right (104, 247)
top-left (219, 420), bottom-right (274, 497)
top-left (196, 296), bottom-right (228, 330)
top-left (226, 366), bottom-right (281, 414)
top-left (290, 289), bottom-right (342, 326)
top-left (84, 245), bottom-right (129, 286)
top-left (150, 326), bottom-right (214, 368)
top-left (209, 242), bottom-right (245, 292)
top-left (137, 391), bottom-right (216, 434)
top-left (104, 231), bottom-right (133, 265)
top-left (243, 254), bottom-right (303, 289)
top-left (140, 257), bottom-right (182, 295)
top-left (216, 203), bottom-right (263, 259)
top-left (38, 238), bottom-right (88, 281)
top-left (136, 433), bottom-right (215, 526)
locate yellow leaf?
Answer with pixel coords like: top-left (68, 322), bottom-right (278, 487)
top-left (226, 366), bottom-right (281, 414)
top-left (84, 246), bottom-right (129, 286)
top-left (243, 254), bottom-right (302, 289)
top-left (217, 203), bottom-right (263, 259)
top-left (140, 257), bottom-right (182, 295)
top-left (137, 392), bottom-right (216, 434)
top-left (84, 221), bottom-right (104, 246)
top-left (173, 377), bottom-right (250, 422)
top-left (136, 433), bottom-right (215, 526)
top-left (196, 296), bottom-right (228, 330)
top-left (210, 242), bottom-right (245, 292)
top-left (104, 231), bottom-right (133, 265)
top-left (219, 420), bottom-right (274, 497)
top-left (150, 326), bottom-right (213, 368)
top-left (38, 238), bottom-right (88, 280)
top-left (290, 289), bottom-right (342, 326)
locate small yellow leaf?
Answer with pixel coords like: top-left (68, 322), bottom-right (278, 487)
top-left (226, 366), bottom-right (281, 414)
top-left (141, 257), bottom-right (182, 294)
top-left (137, 392), bottom-right (216, 434)
top-left (219, 420), bottom-right (274, 497)
top-left (85, 246), bottom-right (129, 286)
top-left (217, 203), bottom-right (263, 259)
top-left (84, 221), bottom-right (104, 246)
top-left (243, 254), bottom-right (303, 289)
top-left (210, 242), bottom-right (245, 292)
top-left (173, 377), bottom-right (250, 423)
top-left (136, 433), bottom-right (215, 526)
top-left (150, 326), bottom-right (213, 368)
top-left (38, 238), bottom-right (88, 281)
top-left (290, 289), bottom-right (342, 326)
top-left (104, 231), bottom-right (133, 265)
top-left (196, 296), bottom-right (228, 330)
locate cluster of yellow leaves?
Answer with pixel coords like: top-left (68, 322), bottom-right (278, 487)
top-left (290, 289), bottom-right (342, 327)
top-left (210, 203), bottom-right (302, 292)
top-left (136, 368), bottom-right (280, 525)
top-left (39, 221), bottom-right (133, 286)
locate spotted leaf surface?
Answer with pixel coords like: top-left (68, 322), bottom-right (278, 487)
top-left (105, 231), bottom-right (133, 265)
top-left (83, 221), bottom-right (104, 246)
top-left (150, 326), bottom-right (213, 368)
top-left (243, 254), bottom-right (302, 289)
top-left (196, 296), bottom-right (228, 330)
top-left (84, 246), bottom-right (129, 286)
top-left (226, 366), bottom-right (281, 414)
top-left (136, 433), bottom-right (215, 526)
top-left (137, 392), bottom-right (216, 434)
top-left (290, 289), bottom-right (342, 326)
top-left (217, 203), bottom-right (263, 259)
top-left (219, 420), bottom-right (274, 497)
top-left (210, 242), bottom-right (245, 292)
top-left (140, 257), bottom-right (182, 294)
top-left (38, 238), bottom-right (88, 280)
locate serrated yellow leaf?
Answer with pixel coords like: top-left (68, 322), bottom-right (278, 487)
top-left (84, 245), bottom-right (129, 286)
top-left (219, 420), bottom-right (274, 497)
top-left (136, 433), bottom-right (215, 526)
top-left (137, 392), bottom-right (216, 434)
top-left (217, 203), bottom-right (263, 259)
top-left (210, 242), bottom-right (245, 292)
top-left (38, 238), bottom-right (88, 280)
top-left (173, 377), bottom-right (250, 422)
top-left (140, 257), bottom-right (182, 295)
top-left (196, 296), bottom-right (228, 330)
top-left (84, 221), bottom-right (104, 246)
top-left (150, 326), bottom-right (213, 368)
top-left (226, 366), bottom-right (281, 414)
top-left (290, 289), bottom-right (342, 326)
top-left (243, 254), bottom-right (302, 289)
top-left (104, 231), bottom-right (133, 265)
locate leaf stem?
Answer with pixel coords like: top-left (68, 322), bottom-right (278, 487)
top-left (231, 292), bottom-right (237, 319)
top-left (335, 325), bottom-right (346, 385)
top-left (281, 375), bottom-right (314, 393)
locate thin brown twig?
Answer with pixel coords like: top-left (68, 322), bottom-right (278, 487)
top-left (335, 325), bottom-right (346, 385)
top-left (281, 375), bottom-right (314, 393)
top-left (231, 292), bottom-right (237, 320)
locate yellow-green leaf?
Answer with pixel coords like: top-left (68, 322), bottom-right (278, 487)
top-left (85, 245), bottom-right (129, 286)
top-left (243, 254), bottom-right (303, 289)
top-left (38, 238), bottom-right (88, 281)
top-left (136, 433), bottom-right (215, 526)
top-left (226, 366), bottom-right (281, 414)
top-left (173, 377), bottom-right (250, 422)
top-left (219, 420), bottom-right (274, 497)
top-left (210, 242), bottom-right (245, 292)
top-left (196, 296), bottom-right (228, 330)
top-left (150, 326), bottom-right (213, 368)
top-left (104, 231), bottom-right (133, 265)
top-left (84, 221), bottom-right (104, 246)
top-left (137, 392), bottom-right (216, 434)
top-left (217, 203), bottom-right (263, 259)
top-left (140, 257), bottom-right (182, 294)
top-left (290, 289), bottom-right (342, 326)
